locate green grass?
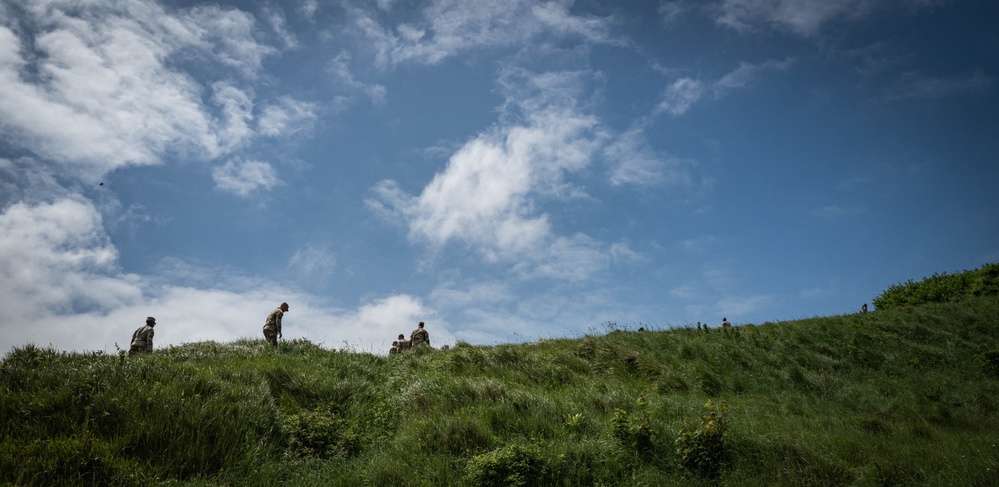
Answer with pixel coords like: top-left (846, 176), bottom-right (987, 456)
top-left (3, 298), bottom-right (999, 486)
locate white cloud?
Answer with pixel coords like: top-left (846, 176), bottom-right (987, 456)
top-left (656, 78), bottom-right (705, 117)
top-left (354, 0), bottom-right (618, 68)
top-left (713, 58), bottom-right (793, 95)
top-left (0, 198), bottom-right (134, 316)
top-left (212, 158), bottom-right (282, 197)
top-left (884, 71), bottom-right (994, 100)
top-left (403, 109), bottom-right (598, 258)
top-left (263, 5), bottom-right (299, 50)
top-left (328, 51), bottom-right (387, 106)
top-left (604, 127), bottom-right (697, 188)
top-left (660, 2), bottom-right (686, 25)
top-left (714, 0), bottom-right (877, 36)
top-left (323, 294), bottom-right (451, 352)
top-left (712, 0), bottom-right (949, 37)
top-left (369, 69), bottom-right (612, 280)
top-left (655, 59), bottom-right (791, 117)
top-left (0, 0), bottom-right (285, 181)
top-left (212, 82), bottom-right (256, 152)
top-left (0, 196), bottom-right (443, 355)
top-left (257, 97), bottom-right (319, 137)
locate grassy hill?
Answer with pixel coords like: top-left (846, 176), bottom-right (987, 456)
top-left (3, 296), bottom-right (999, 485)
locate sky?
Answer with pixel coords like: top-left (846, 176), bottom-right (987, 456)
top-left (1, 0), bottom-right (997, 356)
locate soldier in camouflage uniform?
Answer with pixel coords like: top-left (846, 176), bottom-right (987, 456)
top-left (721, 317), bottom-right (731, 328)
top-left (396, 333), bottom-right (411, 352)
top-left (410, 321), bottom-right (430, 348)
top-left (263, 302), bottom-right (289, 347)
top-left (129, 316), bottom-right (156, 356)
top-left (389, 341), bottom-right (400, 355)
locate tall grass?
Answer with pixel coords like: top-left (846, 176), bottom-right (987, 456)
top-left (2, 298), bottom-right (999, 485)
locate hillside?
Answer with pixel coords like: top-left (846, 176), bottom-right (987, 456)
top-left (3, 297), bottom-right (999, 486)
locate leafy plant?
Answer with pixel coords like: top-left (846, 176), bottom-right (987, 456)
top-left (974, 344), bottom-right (999, 378)
top-left (464, 443), bottom-right (547, 487)
top-left (282, 409), bottom-right (359, 459)
top-left (675, 400), bottom-right (729, 478)
top-left (610, 395), bottom-right (654, 454)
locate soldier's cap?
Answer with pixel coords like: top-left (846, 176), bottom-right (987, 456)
top-left (146, 316), bottom-right (156, 323)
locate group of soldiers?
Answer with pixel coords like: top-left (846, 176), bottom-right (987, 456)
top-left (388, 321), bottom-right (431, 355)
top-left (128, 302), bottom-right (434, 357)
top-left (128, 302), bottom-right (292, 355)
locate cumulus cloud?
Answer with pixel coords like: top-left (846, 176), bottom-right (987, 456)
top-left (0, 196), bottom-right (441, 355)
top-left (0, 0), bottom-right (305, 181)
top-left (368, 69), bottom-right (612, 280)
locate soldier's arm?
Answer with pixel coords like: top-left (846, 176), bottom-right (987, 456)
top-left (146, 328), bottom-right (154, 352)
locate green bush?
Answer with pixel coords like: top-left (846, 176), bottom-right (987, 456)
top-left (282, 409), bottom-right (360, 459)
top-left (464, 443), bottom-right (548, 487)
top-left (975, 345), bottom-right (999, 378)
top-left (610, 400), bottom-right (654, 455)
top-left (675, 400), bottom-right (729, 478)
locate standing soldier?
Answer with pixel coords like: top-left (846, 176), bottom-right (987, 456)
top-left (263, 302), bottom-right (289, 347)
top-left (410, 321), bottom-right (430, 348)
top-left (861, 303), bottom-right (868, 313)
top-left (721, 317), bottom-right (731, 328)
top-left (129, 317), bottom-right (156, 355)
top-left (397, 333), bottom-right (411, 352)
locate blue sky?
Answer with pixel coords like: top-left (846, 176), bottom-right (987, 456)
top-left (1, 0), bottom-right (997, 355)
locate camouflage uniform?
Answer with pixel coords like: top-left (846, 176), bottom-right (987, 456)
top-left (397, 334), bottom-right (411, 352)
top-left (721, 318), bottom-right (731, 328)
top-left (263, 306), bottom-right (284, 346)
top-left (389, 341), bottom-right (400, 355)
top-left (129, 318), bottom-right (156, 355)
top-left (410, 322), bottom-right (430, 348)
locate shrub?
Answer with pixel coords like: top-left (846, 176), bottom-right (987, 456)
top-left (975, 345), bottom-right (999, 378)
top-left (675, 400), bottom-right (729, 478)
top-left (281, 410), bottom-right (359, 459)
top-left (464, 443), bottom-right (547, 487)
top-left (610, 407), bottom-right (654, 455)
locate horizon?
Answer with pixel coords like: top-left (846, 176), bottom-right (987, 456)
top-left (1, 0), bottom-right (997, 355)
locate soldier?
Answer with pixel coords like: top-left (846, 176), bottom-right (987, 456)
top-left (861, 303), bottom-right (868, 313)
top-left (263, 302), bottom-right (289, 347)
top-left (721, 317), bottom-right (731, 328)
top-left (397, 333), bottom-right (411, 352)
top-left (410, 321), bottom-right (430, 348)
top-left (129, 316), bottom-right (156, 356)
top-left (389, 341), bottom-right (400, 355)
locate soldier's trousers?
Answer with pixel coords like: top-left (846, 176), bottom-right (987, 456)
top-left (263, 327), bottom-right (278, 346)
